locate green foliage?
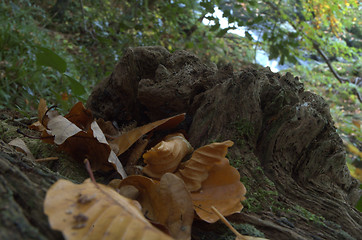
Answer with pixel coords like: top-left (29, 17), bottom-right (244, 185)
top-left (218, 0), bottom-right (360, 66)
top-left (356, 184), bottom-right (362, 212)
top-left (35, 46), bottom-right (67, 73)
top-left (0, 1), bottom-right (88, 113)
top-left (221, 223), bottom-right (265, 239)
top-left (232, 118), bottom-right (255, 147)
top-left (290, 205), bottom-right (325, 225)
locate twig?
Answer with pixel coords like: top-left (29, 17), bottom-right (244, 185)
top-left (35, 157), bottom-right (59, 162)
top-left (264, 0), bottom-right (361, 103)
top-left (17, 129), bottom-right (42, 139)
top-left (211, 206), bottom-right (246, 240)
top-left (84, 159), bottom-right (98, 188)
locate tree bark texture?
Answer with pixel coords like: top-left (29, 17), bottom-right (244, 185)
top-left (87, 46), bottom-right (361, 239)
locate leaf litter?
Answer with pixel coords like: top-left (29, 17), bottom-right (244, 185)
top-left (23, 99), bottom-right (259, 239)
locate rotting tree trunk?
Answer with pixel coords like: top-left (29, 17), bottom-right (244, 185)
top-left (0, 140), bottom-right (63, 240)
top-left (0, 46), bottom-right (360, 240)
top-left (87, 46), bottom-right (362, 240)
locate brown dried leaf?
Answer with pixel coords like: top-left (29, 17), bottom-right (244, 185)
top-left (190, 158), bottom-right (246, 223)
top-left (118, 173), bottom-right (194, 240)
top-left (64, 102), bottom-right (93, 130)
top-left (44, 179), bottom-right (172, 240)
top-left (110, 113), bottom-right (185, 156)
top-left (125, 138), bottom-right (149, 175)
top-left (29, 98), bottom-right (48, 131)
top-left (176, 140), bottom-right (234, 192)
top-left (39, 102), bottom-right (126, 177)
top-left (143, 133), bottom-right (193, 179)
top-left (38, 98), bottom-right (47, 123)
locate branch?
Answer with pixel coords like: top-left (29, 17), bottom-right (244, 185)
top-left (312, 43), bottom-right (349, 83)
top-left (265, 1), bottom-right (361, 102)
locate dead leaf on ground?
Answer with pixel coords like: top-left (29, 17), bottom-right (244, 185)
top-left (29, 98), bottom-right (47, 131)
top-left (143, 133), bottom-right (193, 179)
top-left (115, 173), bottom-right (194, 240)
top-left (176, 140), bottom-right (234, 192)
top-left (44, 178), bottom-right (172, 240)
top-left (125, 138), bottom-right (149, 175)
top-left (9, 137), bottom-right (35, 160)
top-left (191, 157), bottom-right (246, 223)
top-left (110, 113), bottom-right (186, 156)
top-left (32, 101), bottom-right (126, 177)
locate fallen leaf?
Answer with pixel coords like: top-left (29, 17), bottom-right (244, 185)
top-left (64, 101), bottom-right (93, 130)
top-left (29, 98), bottom-right (47, 131)
top-left (176, 140), bottom-right (234, 192)
top-left (37, 102), bottom-right (126, 177)
top-left (9, 138), bottom-right (35, 160)
top-left (44, 178), bottom-right (172, 240)
top-left (125, 138), bottom-right (149, 175)
top-left (46, 114), bottom-right (82, 145)
top-left (190, 157), bottom-right (246, 223)
top-left (117, 173), bottom-right (194, 240)
top-left (143, 133), bottom-right (193, 179)
top-left (96, 118), bottom-right (119, 137)
top-left (110, 113), bottom-right (185, 156)
top-left (38, 98), bottom-right (47, 123)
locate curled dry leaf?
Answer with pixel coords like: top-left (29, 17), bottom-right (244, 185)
top-left (117, 173), bottom-right (194, 240)
top-left (191, 158), bottom-right (246, 223)
top-left (8, 138), bottom-right (35, 160)
top-left (44, 179), bottom-right (172, 240)
top-left (143, 133), bottom-right (193, 179)
top-left (110, 113), bottom-right (186, 156)
top-left (176, 140), bottom-right (234, 192)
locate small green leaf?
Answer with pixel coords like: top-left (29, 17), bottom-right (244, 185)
top-left (35, 47), bottom-right (67, 73)
top-left (245, 31), bottom-right (253, 41)
top-left (216, 28), bottom-right (228, 37)
top-left (64, 74), bottom-right (86, 96)
top-left (210, 22), bottom-right (220, 31)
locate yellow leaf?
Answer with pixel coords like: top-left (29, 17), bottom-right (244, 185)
top-left (116, 173), bottom-right (194, 240)
top-left (143, 133), bottom-right (193, 179)
top-left (344, 141), bottom-right (362, 158)
top-left (176, 140), bottom-right (234, 192)
top-left (44, 179), bottom-right (172, 240)
top-left (190, 157), bottom-right (246, 223)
